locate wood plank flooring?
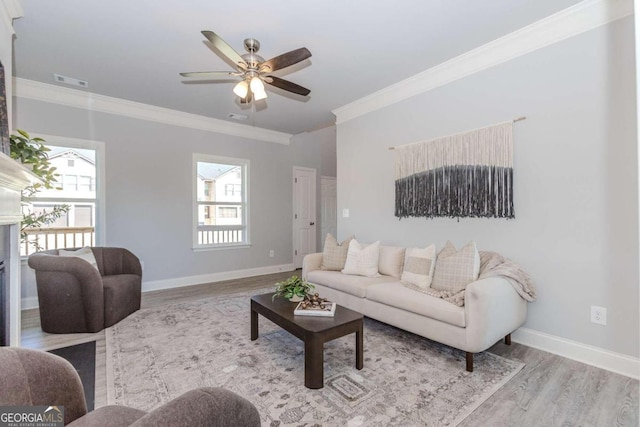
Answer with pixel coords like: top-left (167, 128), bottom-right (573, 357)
top-left (21, 270), bottom-right (639, 426)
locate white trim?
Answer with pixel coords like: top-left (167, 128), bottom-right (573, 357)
top-left (141, 263), bottom-right (295, 293)
top-left (14, 78), bottom-right (292, 145)
top-left (512, 327), bottom-right (640, 380)
top-left (332, 0), bottom-right (634, 124)
top-left (192, 153), bottom-right (250, 248)
top-left (21, 296), bottom-right (38, 310)
top-left (0, 0), bottom-right (23, 34)
top-left (30, 133), bottom-right (107, 246)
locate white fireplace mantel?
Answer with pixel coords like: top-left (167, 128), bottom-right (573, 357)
top-left (0, 151), bottom-right (39, 224)
top-left (0, 150), bottom-right (39, 346)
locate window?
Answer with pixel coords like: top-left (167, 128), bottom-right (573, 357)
top-left (21, 139), bottom-right (104, 256)
top-left (194, 154), bottom-right (249, 248)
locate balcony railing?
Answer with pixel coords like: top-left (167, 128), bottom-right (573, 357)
top-left (197, 228), bottom-right (244, 245)
top-left (21, 227), bottom-right (95, 256)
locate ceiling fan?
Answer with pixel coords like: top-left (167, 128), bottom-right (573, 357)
top-left (180, 31), bottom-right (312, 103)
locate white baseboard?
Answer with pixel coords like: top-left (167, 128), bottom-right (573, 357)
top-left (141, 263), bottom-right (296, 293)
top-left (512, 327), bottom-right (640, 380)
top-left (21, 296), bottom-right (39, 310)
top-left (21, 263), bottom-right (296, 310)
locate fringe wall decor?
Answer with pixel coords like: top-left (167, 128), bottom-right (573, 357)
top-left (394, 122), bottom-right (514, 219)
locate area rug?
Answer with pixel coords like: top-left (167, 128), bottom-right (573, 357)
top-left (106, 289), bottom-right (523, 426)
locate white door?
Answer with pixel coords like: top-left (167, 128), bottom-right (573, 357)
top-left (320, 176), bottom-right (337, 241)
top-left (293, 167), bottom-right (317, 269)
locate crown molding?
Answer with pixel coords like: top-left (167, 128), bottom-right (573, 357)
top-left (0, 0), bottom-right (23, 34)
top-left (333, 0), bottom-right (633, 124)
top-left (14, 78), bottom-right (293, 145)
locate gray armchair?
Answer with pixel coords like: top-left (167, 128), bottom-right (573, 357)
top-left (28, 247), bottom-right (142, 333)
top-left (0, 347), bottom-right (261, 426)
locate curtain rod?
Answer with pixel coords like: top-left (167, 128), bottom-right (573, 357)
top-left (388, 116), bottom-right (526, 151)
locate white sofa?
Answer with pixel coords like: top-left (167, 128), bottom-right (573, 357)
top-left (302, 249), bottom-right (528, 371)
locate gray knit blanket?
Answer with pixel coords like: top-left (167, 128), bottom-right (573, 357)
top-left (404, 251), bottom-right (536, 307)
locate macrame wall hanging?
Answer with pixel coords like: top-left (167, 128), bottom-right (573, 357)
top-left (393, 118), bottom-right (524, 219)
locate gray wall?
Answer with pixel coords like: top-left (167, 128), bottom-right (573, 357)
top-left (290, 125), bottom-right (337, 250)
top-left (15, 98), bottom-right (335, 299)
top-left (336, 18), bottom-right (639, 357)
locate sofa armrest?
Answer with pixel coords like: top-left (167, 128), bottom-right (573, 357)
top-left (130, 387), bottom-right (260, 427)
top-left (464, 277), bottom-right (527, 353)
top-left (302, 253), bottom-right (323, 280)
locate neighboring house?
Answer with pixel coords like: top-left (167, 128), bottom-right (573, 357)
top-left (197, 164), bottom-right (242, 227)
top-left (32, 148), bottom-right (97, 229)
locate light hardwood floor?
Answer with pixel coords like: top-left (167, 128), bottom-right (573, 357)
top-left (21, 271), bottom-right (639, 426)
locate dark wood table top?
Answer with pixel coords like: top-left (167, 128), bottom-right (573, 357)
top-left (251, 293), bottom-right (363, 333)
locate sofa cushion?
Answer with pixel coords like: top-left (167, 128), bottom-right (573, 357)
top-left (378, 246), bottom-right (405, 279)
top-left (367, 281), bottom-right (466, 327)
top-left (401, 245), bottom-right (436, 288)
top-left (431, 241), bottom-right (480, 294)
top-left (307, 270), bottom-right (396, 298)
top-left (320, 234), bottom-right (353, 271)
top-left (58, 246), bottom-right (99, 270)
top-left (342, 239), bottom-right (381, 278)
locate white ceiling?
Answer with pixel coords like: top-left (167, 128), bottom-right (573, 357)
top-left (12, 0), bottom-right (583, 135)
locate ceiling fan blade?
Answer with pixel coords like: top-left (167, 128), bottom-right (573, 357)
top-left (201, 31), bottom-right (247, 68)
top-left (260, 48), bottom-right (311, 73)
top-left (265, 76), bottom-right (310, 96)
top-left (180, 71), bottom-right (238, 78)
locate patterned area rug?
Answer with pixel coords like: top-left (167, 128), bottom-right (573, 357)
top-left (106, 289), bottom-right (523, 426)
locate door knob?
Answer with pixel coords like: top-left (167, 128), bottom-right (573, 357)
top-left (310, 222), bottom-right (315, 226)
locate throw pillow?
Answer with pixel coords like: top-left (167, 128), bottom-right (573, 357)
top-left (58, 246), bottom-right (99, 270)
top-left (431, 241), bottom-right (480, 293)
top-left (378, 246), bottom-right (406, 278)
top-left (320, 234), bottom-right (354, 271)
top-left (400, 244), bottom-right (436, 288)
top-left (341, 239), bottom-right (381, 278)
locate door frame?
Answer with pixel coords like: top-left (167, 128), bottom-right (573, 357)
top-left (292, 166), bottom-right (317, 269)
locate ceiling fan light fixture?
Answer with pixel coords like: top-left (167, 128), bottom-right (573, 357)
top-left (250, 76), bottom-right (265, 93)
top-left (233, 80), bottom-right (249, 98)
top-left (253, 89), bottom-right (268, 101)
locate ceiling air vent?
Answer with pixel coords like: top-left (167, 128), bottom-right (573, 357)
top-left (227, 113), bottom-right (248, 121)
top-left (53, 74), bottom-right (89, 88)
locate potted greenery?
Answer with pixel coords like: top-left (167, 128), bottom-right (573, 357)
top-left (9, 130), bottom-right (69, 251)
top-left (273, 275), bottom-right (314, 302)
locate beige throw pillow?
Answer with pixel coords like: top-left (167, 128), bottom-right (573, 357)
top-left (58, 246), bottom-right (99, 270)
top-left (341, 239), bottom-right (381, 278)
top-left (400, 245), bottom-right (436, 288)
top-left (378, 246), bottom-right (406, 278)
top-left (431, 241), bottom-right (480, 293)
top-left (321, 234), bottom-right (354, 271)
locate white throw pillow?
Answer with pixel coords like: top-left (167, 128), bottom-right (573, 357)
top-left (400, 245), bottom-right (436, 288)
top-left (341, 239), bottom-right (381, 278)
top-left (378, 246), bottom-right (406, 279)
top-left (431, 241), bottom-right (480, 293)
top-left (58, 246), bottom-right (99, 270)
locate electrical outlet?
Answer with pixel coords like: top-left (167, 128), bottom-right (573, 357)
top-left (269, 249), bottom-right (274, 258)
top-left (343, 208), bottom-right (350, 218)
top-left (590, 306), bottom-right (607, 326)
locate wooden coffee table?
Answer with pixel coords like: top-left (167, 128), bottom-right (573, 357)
top-left (250, 293), bottom-right (364, 389)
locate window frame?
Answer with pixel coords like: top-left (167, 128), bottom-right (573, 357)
top-left (22, 134), bottom-right (105, 257)
top-left (192, 153), bottom-right (250, 250)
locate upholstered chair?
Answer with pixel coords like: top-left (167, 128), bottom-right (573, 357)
top-left (0, 347), bottom-right (262, 426)
top-left (28, 247), bottom-right (142, 333)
